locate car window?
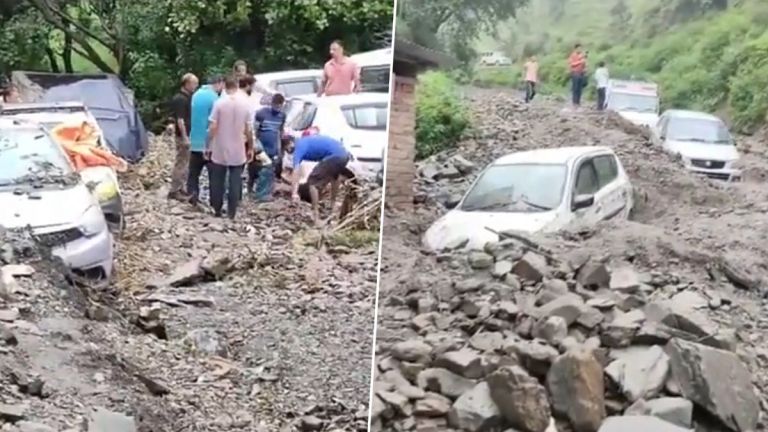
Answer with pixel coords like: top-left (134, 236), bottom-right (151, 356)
top-left (275, 80), bottom-right (318, 97)
top-left (460, 163), bottom-right (567, 212)
top-left (606, 92), bottom-right (658, 113)
top-left (592, 155), bottom-right (619, 188)
top-left (360, 66), bottom-right (391, 92)
top-left (0, 128), bottom-right (73, 186)
top-left (287, 102), bottom-right (318, 130)
top-left (666, 117), bottom-right (731, 144)
top-left (574, 160), bottom-right (599, 196)
top-left (341, 103), bottom-right (388, 131)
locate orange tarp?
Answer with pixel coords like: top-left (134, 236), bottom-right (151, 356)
top-left (49, 121), bottom-right (128, 172)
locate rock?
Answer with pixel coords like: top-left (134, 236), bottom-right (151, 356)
top-left (600, 310), bottom-right (645, 348)
top-left (492, 260), bottom-right (514, 278)
top-left (370, 395), bottom-right (389, 420)
top-left (187, 328), bottom-right (228, 357)
top-left (16, 422), bottom-right (56, 432)
top-left (609, 266), bottom-right (640, 294)
top-left (577, 262), bottom-right (610, 289)
top-left (0, 308), bottom-right (19, 322)
top-left (625, 398), bottom-right (693, 428)
top-left (665, 338), bottom-right (759, 431)
top-left (645, 299), bottom-right (720, 347)
top-left (377, 390), bottom-right (411, 416)
top-left (532, 316), bottom-right (568, 346)
top-left (496, 301), bottom-right (520, 319)
top-left (414, 393), bottom-right (452, 417)
top-left (300, 416), bottom-right (324, 431)
top-left (417, 368), bottom-right (477, 399)
top-left (88, 408), bottom-right (136, 432)
top-left (577, 306), bottom-right (604, 329)
top-left (547, 347), bottom-right (605, 432)
top-left (449, 155), bottom-right (476, 174)
top-left (381, 369), bottom-right (426, 399)
top-left (447, 382), bottom-right (501, 432)
top-left (507, 338), bottom-right (559, 378)
top-left (487, 366), bottom-right (551, 432)
top-left (0, 404), bottom-right (25, 422)
top-left (536, 293), bottom-right (584, 325)
top-left (421, 164), bottom-right (440, 180)
top-left (437, 165), bottom-right (462, 180)
top-left (149, 257), bottom-right (204, 288)
top-left (391, 339), bottom-right (432, 363)
top-left (537, 279), bottom-right (570, 304)
top-left (512, 252), bottom-right (549, 283)
top-left (469, 332), bottom-right (504, 352)
top-left (597, 416), bottom-right (691, 432)
top-left (605, 345), bottom-right (669, 403)
top-left (434, 348), bottom-right (488, 379)
top-left (456, 278), bottom-right (486, 293)
top-left (469, 252), bottom-right (494, 270)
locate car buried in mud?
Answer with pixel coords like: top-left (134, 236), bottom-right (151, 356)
top-left (651, 109), bottom-right (742, 181)
top-left (0, 118), bottom-right (114, 278)
top-left (605, 80), bottom-right (660, 127)
top-left (423, 146), bottom-right (634, 252)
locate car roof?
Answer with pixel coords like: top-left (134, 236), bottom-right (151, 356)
top-left (663, 109), bottom-right (721, 121)
top-left (293, 92), bottom-right (389, 105)
top-left (350, 48), bottom-right (392, 66)
top-left (254, 69), bottom-right (322, 83)
top-left (493, 146), bottom-right (615, 165)
top-left (0, 101), bottom-right (87, 112)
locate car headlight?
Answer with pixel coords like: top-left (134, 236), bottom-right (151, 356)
top-left (93, 180), bottom-right (118, 203)
top-left (79, 205), bottom-right (107, 237)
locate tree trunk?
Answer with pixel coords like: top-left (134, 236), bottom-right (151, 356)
top-left (63, 31), bottom-right (74, 73)
top-left (45, 46), bottom-right (60, 73)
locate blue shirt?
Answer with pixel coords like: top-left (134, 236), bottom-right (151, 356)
top-left (293, 135), bottom-right (348, 168)
top-left (189, 85), bottom-right (219, 152)
top-left (255, 107), bottom-right (286, 157)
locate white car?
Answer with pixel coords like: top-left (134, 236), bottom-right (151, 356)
top-left (350, 48), bottom-right (392, 93)
top-left (284, 93), bottom-right (388, 179)
top-left (251, 70), bottom-right (324, 107)
top-left (0, 102), bottom-right (125, 231)
top-left (479, 51), bottom-right (512, 66)
top-left (423, 146), bottom-right (634, 252)
top-left (0, 118), bottom-right (114, 278)
top-left (605, 80), bottom-right (660, 127)
top-left (651, 110), bottom-right (742, 181)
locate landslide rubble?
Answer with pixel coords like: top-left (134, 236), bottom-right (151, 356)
top-left (0, 133), bottom-right (378, 431)
top-left (374, 89), bottom-right (768, 432)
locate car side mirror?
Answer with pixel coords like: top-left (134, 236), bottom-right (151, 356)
top-left (572, 194), bottom-right (595, 211)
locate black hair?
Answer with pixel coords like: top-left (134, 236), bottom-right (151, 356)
top-left (208, 75), bottom-right (225, 84)
top-left (598, 61), bottom-right (606, 67)
top-left (272, 93), bottom-right (285, 105)
top-left (238, 75), bottom-right (255, 89)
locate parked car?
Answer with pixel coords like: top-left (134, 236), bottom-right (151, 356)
top-left (605, 79), bottom-right (660, 127)
top-left (350, 48), bottom-right (392, 93)
top-left (0, 102), bottom-right (125, 232)
top-left (284, 92), bottom-right (388, 179)
top-left (423, 146), bottom-right (634, 251)
top-left (479, 51), bottom-right (512, 66)
top-left (651, 110), bottom-right (742, 181)
top-left (251, 70), bottom-right (323, 107)
top-left (0, 118), bottom-right (114, 278)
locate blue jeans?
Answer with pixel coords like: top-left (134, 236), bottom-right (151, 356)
top-left (251, 154), bottom-right (278, 201)
top-left (571, 72), bottom-right (585, 106)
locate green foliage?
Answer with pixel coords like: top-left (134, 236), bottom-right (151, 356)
top-left (415, 71), bottom-right (470, 160)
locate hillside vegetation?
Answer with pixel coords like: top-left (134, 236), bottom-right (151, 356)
top-left (476, 0), bottom-right (768, 132)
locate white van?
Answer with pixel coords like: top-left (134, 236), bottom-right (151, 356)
top-left (605, 80), bottom-right (660, 127)
top-left (350, 48), bottom-right (392, 93)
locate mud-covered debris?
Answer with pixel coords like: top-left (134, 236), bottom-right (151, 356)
top-left (88, 408), bottom-right (136, 432)
top-left (598, 415), bottom-right (690, 432)
top-left (487, 365), bottom-right (551, 432)
top-left (0, 403), bottom-right (26, 422)
top-left (625, 397), bottom-right (693, 428)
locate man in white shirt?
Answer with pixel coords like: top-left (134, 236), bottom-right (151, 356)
top-left (594, 61), bottom-right (609, 111)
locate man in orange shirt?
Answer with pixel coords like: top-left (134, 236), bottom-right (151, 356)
top-left (318, 40), bottom-right (360, 96)
top-left (568, 43), bottom-right (587, 107)
top-left (523, 55), bottom-right (539, 103)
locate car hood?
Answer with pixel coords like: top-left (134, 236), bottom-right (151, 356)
top-left (0, 184), bottom-right (96, 229)
top-left (423, 209), bottom-right (559, 252)
top-left (666, 140), bottom-right (740, 161)
top-left (618, 111), bottom-right (658, 127)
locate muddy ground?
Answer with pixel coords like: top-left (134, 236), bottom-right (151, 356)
top-left (0, 134), bottom-right (377, 432)
top-left (373, 88), bottom-right (768, 432)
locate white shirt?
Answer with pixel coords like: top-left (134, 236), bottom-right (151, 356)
top-left (595, 67), bottom-right (610, 88)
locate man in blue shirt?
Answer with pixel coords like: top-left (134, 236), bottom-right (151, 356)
top-left (248, 93), bottom-right (286, 202)
top-left (289, 133), bottom-right (351, 225)
top-left (187, 75), bottom-right (223, 205)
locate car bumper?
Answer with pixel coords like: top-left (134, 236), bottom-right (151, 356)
top-left (99, 195), bottom-right (124, 228)
top-left (52, 228), bottom-right (114, 278)
top-left (686, 166), bottom-right (742, 181)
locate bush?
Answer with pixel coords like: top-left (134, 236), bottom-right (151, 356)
top-left (415, 71), bottom-right (470, 160)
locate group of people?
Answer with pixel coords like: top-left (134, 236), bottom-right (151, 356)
top-left (167, 40), bottom-right (363, 226)
top-left (521, 43), bottom-right (611, 111)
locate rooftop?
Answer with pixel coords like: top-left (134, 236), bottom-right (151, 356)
top-left (494, 146), bottom-right (615, 165)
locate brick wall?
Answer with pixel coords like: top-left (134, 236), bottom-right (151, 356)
top-left (385, 74), bottom-right (417, 210)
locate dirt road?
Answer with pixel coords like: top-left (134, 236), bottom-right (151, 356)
top-left (373, 88), bottom-right (768, 432)
top-left (0, 136), bottom-right (376, 431)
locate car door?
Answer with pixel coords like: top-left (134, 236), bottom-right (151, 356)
top-left (570, 157), bottom-right (603, 225)
top-left (592, 153), bottom-right (628, 220)
top-left (275, 78), bottom-right (321, 98)
top-left (652, 114), bottom-right (668, 147)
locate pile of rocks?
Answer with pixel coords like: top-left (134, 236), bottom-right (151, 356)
top-left (371, 235), bottom-right (760, 432)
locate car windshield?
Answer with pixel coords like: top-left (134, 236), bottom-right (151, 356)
top-left (341, 102), bottom-right (388, 130)
top-left (0, 127), bottom-right (74, 186)
top-left (607, 92), bottom-right (658, 113)
top-left (460, 163), bottom-right (567, 212)
top-left (667, 117), bottom-right (731, 144)
top-left (360, 66), bottom-right (391, 92)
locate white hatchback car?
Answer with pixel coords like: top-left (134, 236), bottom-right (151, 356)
top-left (284, 93), bottom-right (388, 179)
top-left (251, 70), bottom-right (323, 107)
top-left (350, 48), bottom-right (392, 93)
top-left (0, 118), bottom-right (113, 278)
top-left (424, 146), bottom-right (634, 251)
top-left (651, 110), bottom-right (741, 181)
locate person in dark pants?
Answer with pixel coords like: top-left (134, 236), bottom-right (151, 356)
top-left (168, 73), bottom-right (198, 201)
top-left (523, 55), bottom-right (539, 103)
top-left (187, 75), bottom-right (224, 204)
top-left (568, 44), bottom-right (587, 107)
top-left (204, 76), bottom-right (254, 219)
top-left (248, 93), bottom-right (286, 201)
top-left (594, 61), bottom-right (609, 111)
top-left (289, 134), bottom-right (351, 226)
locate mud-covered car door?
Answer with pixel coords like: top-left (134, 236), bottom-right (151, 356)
top-left (570, 158), bottom-right (603, 225)
top-left (592, 153), bottom-right (628, 220)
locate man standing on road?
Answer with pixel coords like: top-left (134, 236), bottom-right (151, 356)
top-left (318, 40), bottom-right (360, 97)
top-left (568, 44), bottom-right (587, 108)
top-left (205, 76), bottom-right (254, 219)
top-left (289, 134), bottom-right (351, 226)
top-left (187, 75), bottom-right (223, 205)
top-left (168, 73), bottom-right (199, 201)
top-left (594, 61), bottom-right (610, 111)
top-left (248, 93), bottom-right (287, 202)
top-left (523, 55), bottom-right (539, 103)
